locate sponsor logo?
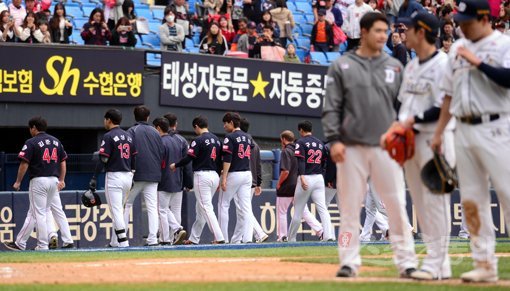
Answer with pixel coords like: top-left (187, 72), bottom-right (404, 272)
top-left (340, 232), bottom-right (353, 248)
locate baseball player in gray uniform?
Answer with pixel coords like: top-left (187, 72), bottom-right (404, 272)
top-left (230, 118), bottom-right (269, 243)
top-left (431, 0), bottom-right (510, 283)
top-left (396, 11), bottom-right (455, 281)
top-left (123, 106), bottom-right (164, 246)
top-left (4, 117), bottom-right (68, 251)
top-left (322, 12), bottom-right (417, 278)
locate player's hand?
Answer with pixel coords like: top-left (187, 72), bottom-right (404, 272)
top-left (89, 177), bottom-right (97, 192)
top-left (456, 46), bottom-right (481, 67)
top-left (221, 178), bottom-right (227, 191)
top-left (276, 183), bottom-right (281, 191)
top-left (170, 163), bottom-right (176, 172)
top-left (430, 133), bottom-right (443, 153)
top-left (401, 116), bottom-right (415, 129)
top-left (327, 182), bottom-right (333, 188)
top-left (330, 142), bottom-right (346, 163)
top-left (13, 182), bottom-right (21, 191)
top-left (300, 176), bottom-right (308, 190)
top-left (58, 180), bottom-right (66, 191)
top-left (254, 186), bottom-right (262, 196)
top-left (184, 187), bottom-right (192, 192)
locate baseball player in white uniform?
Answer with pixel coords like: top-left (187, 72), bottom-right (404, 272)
top-left (396, 11), bottom-right (455, 280)
top-left (431, 0), bottom-right (510, 283)
top-left (359, 184), bottom-right (389, 242)
top-left (322, 12), bottom-right (417, 278)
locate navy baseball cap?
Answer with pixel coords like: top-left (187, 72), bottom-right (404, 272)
top-left (397, 11), bottom-right (439, 36)
top-left (454, 0), bottom-right (491, 22)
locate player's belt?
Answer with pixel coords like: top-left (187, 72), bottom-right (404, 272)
top-left (458, 114), bottom-right (500, 125)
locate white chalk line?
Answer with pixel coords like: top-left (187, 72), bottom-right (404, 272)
top-left (74, 257), bottom-right (279, 268)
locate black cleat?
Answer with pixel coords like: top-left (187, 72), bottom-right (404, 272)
top-left (61, 243), bottom-right (74, 249)
top-left (336, 266), bottom-right (355, 278)
top-left (400, 267), bottom-right (417, 278)
top-left (172, 228), bottom-right (187, 245)
top-left (4, 242), bottom-right (22, 251)
top-left (49, 236), bottom-right (58, 250)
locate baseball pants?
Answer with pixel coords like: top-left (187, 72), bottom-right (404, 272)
top-left (454, 117), bottom-right (510, 273)
top-left (218, 171), bottom-right (252, 243)
top-left (106, 171), bottom-right (132, 247)
top-left (124, 181), bottom-right (159, 245)
top-left (187, 171), bottom-right (224, 244)
top-left (325, 187), bottom-right (337, 240)
top-left (337, 146), bottom-right (417, 274)
top-left (360, 187), bottom-right (390, 241)
top-left (404, 131), bottom-right (455, 279)
top-left (231, 188), bottom-right (266, 243)
top-left (17, 177), bottom-right (58, 250)
top-left (288, 174), bottom-right (333, 242)
top-left (276, 197), bottom-right (323, 241)
top-left (158, 191), bottom-right (183, 243)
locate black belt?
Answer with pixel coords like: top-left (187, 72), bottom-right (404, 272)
top-left (459, 114), bottom-right (500, 125)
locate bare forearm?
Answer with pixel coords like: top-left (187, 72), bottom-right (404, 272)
top-left (59, 161), bottom-right (67, 182)
top-left (222, 162), bottom-right (231, 180)
top-left (16, 162), bottom-right (29, 183)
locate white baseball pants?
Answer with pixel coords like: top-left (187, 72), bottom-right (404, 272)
top-left (231, 188), bottom-right (266, 243)
top-left (276, 197), bottom-right (323, 241)
top-left (124, 181), bottom-right (159, 245)
top-left (158, 191), bottom-right (183, 243)
top-left (337, 146), bottom-right (417, 273)
top-left (107, 171), bottom-right (132, 247)
top-left (325, 187), bottom-right (337, 239)
top-left (360, 186), bottom-right (389, 241)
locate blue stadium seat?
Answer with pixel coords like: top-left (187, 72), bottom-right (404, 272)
top-left (66, 5), bottom-right (85, 18)
top-left (298, 23), bottom-right (313, 36)
top-left (136, 7), bottom-right (154, 20)
top-left (187, 46), bottom-right (200, 54)
top-left (339, 41), bottom-right (348, 55)
top-left (141, 34), bottom-right (161, 49)
top-left (148, 20), bottom-right (161, 34)
top-left (325, 51), bottom-right (340, 62)
top-left (185, 37), bottom-right (194, 49)
top-left (295, 48), bottom-right (307, 62)
top-left (304, 13), bottom-right (315, 23)
top-left (293, 14), bottom-right (307, 25)
top-left (82, 3), bottom-right (100, 18)
top-left (146, 53), bottom-right (161, 67)
top-left (295, 2), bottom-right (312, 13)
top-left (310, 51), bottom-right (328, 65)
top-left (152, 7), bottom-right (164, 21)
top-left (295, 36), bottom-right (310, 50)
top-left (73, 18), bottom-right (88, 30)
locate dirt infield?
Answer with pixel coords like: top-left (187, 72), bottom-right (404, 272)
top-left (1, 256), bottom-right (509, 286)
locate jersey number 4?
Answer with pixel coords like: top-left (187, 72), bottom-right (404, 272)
top-left (238, 144), bottom-right (251, 159)
top-left (118, 143), bottom-right (130, 159)
top-left (211, 147), bottom-right (217, 161)
top-left (42, 148), bottom-right (58, 163)
top-left (306, 149), bottom-right (322, 164)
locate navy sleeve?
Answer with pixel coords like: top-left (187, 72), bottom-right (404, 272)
top-left (478, 62), bottom-right (510, 89)
top-left (222, 136), bottom-right (233, 163)
top-left (18, 141), bottom-right (33, 163)
top-left (414, 106), bottom-right (441, 123)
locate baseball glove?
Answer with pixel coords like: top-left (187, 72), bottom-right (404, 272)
top-left (81, 189), bottom-right (102, 208)
top-left (384, 123), bottom-right (415, 166)
top-left (420, 151), bottom-right (458, 194)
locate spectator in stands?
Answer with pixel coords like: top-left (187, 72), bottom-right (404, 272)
top-left (254, 24), bottom-right (282, 59)
top-left (397, 0), bottom-right (425, 18)
top-left (81, 8), bottom-right (111, 46)
top-left (231, 17), bottom-right (248, 49)
top-left (49, 3), bottom-right (73, 44)
top-left (311, 9), bottom-right (334, 52)
top-left (439, 34), bottom-right (452, 54)
top-left (344, 0), bottom-right (372, 51)
top-left (106, 0), bottom-right (124, 31)
top-left (15, 11), bottom-right (38, 43)
top-left (172, 0), bottom-right (193, 49)
top-left (440, 20), bottom-right (458, 41)
top-left (420, 0), bottom-right (436, 14)
top-left (389, 31), bottom-right (408, 65)
top-left (243, 0), bottom-right (264, 24)
top-left (237, 20), bottom-right (257, 56)
top-left (159, 7), bottom-right (185, 51)
top-left (34, 18), bottom-right (51, 43)
top-left (204, 0), bottom-right (223, 16)
top-left (383, 0), bottom-right (404, 25)
top-left (500, 0), bottom-right (510, 22)
top-left (25, 0), bottom-right (39, 13)
top-left (270, 0), bottom-right (294, 47)
top-left (35, 8), bottom-right (50, 23)
top-left (284, 43), bottom-right (301, 63)
top-left (220, 15), bottom-right (236, 46)
top-left (257, 10), bottom-right (279, 39)
top-left (0, 0), bottom-right (7, 13)
top-left (0, 10), bottom-right (15, 42)
top-left (121, 0), bottom-right (138, 33)
top-left (230, 0), bottom-right (245, 30)
top-left (336, 0), bottom-right (355, 22)
top-left (324, 0), bottom-right (343, 51)
top-left (199, 21), bottom-right (228, 55)
top-left (9, 0), bottom-right (27, 27)
top-left (312, 0), bottom-right (328, 23)
top-left (111, 16), bottom-right (137, 47)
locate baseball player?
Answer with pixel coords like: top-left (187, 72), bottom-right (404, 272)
top-left (394, 11), bottom-right (455, 280)
top-left (322, 12), bottom-right (418, 278)
top-left (4, 116), bottom-right (67, 251)
top-left (171, 115), bottom-right (225, 244)
top-left (218, 112), bottom-right (253, 243)
top-left (276, 130), bottom-right (324, 242)
top-left (359, 185), bottom-right (389, 242)
top-left (122, 106), bottom-right (164, 247)
top-left (89, 109), bottom-right (136, 248)
top-left (288, 121), bottom-right (333, 242)
top-left (230, 118), bottom-right (269, 244)
top-left (153, 117), bottom-right (189, 245)
top-left (430, 0), bottom-right (510, 282)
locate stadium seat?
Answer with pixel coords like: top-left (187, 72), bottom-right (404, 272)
top-left (339, 41), bottom-right (348, 55)
top-left (295, 36), bottom-right (310, 50)
top-left (66, 6), bottom-right (85, 18)
top-left (295, 48), bottom-right (307, 62)
top-left (298, 23), bottom-right (313, 37)
top-left (187, 46), bottom-right (200, 54)
top-left (148, 20), bottom-right (161, 34)
top-left (310, 51), bottom-right (328, 65)
top-left (136, 7), bottom-right (154, 20)
top-left (293, 14), bottom-right (307, 25)
top-left (294, 2), bottom-right (311, 14)
top-left (73, 18), bottom-right (88, 30)
top-left (152, 7), bottom-right (164, 21)
top-left (185, 38), bottom-right (194, 49)
top-left (82, 3), bottom-right (99, 18)
top-left (141, 34), bottom-right (161, 49)
top-left (325, 51), bottom-right (340, 62)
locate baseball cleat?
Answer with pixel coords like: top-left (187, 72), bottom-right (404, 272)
top-left (410, 270), bottom-right (436, 281)
top-left (336, 266), bottom-right (356, 278)
top-left (172, 228), bottom-right (187, 245)
top-left (212, 240), bottom-right (225, 244)
top-left (281, 236), bottom-right (288, 242)
top-left (61, 243), bottom-right (74, 249)
top-left (160, 242), bottom-right (172, 246)
top-left (461, 267), bottom-right (498, 283)
top-left (400, 267), bottom-right (417, 278)
top-left (183, 240), bottom-right (197, 245)
top-left (144, 243), bottom-right (160, 247)
top-left (256, 234), bottom-right (269, 243)
top-left (49, 236), bottom-right (58, 249)
top-left (4, 242), bottom-right (22, 251)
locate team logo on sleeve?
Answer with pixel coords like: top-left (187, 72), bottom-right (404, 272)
top-left (22, 145), bottom-right (27, 151)
top-left (223, 138), bottom-right (229, 144)
top-left (191, 141), bottom-right (196, 147)
top-left (101, 140), bottom-right (105, 146)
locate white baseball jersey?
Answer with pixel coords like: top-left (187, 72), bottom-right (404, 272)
top-left (398, 51), bottom-right (455, 133)
top-left (442, 31), bottom-right (510, 117)
top-left (344, 3), bottom-right (373, 39)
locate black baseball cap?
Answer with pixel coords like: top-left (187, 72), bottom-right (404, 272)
top-left (397, 11), bottom-right (439, 36)
top-left (454, 0), bottom-right (491, 22)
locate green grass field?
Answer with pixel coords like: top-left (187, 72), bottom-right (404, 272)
top-left (1, 242), bottom-right (509, 290)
